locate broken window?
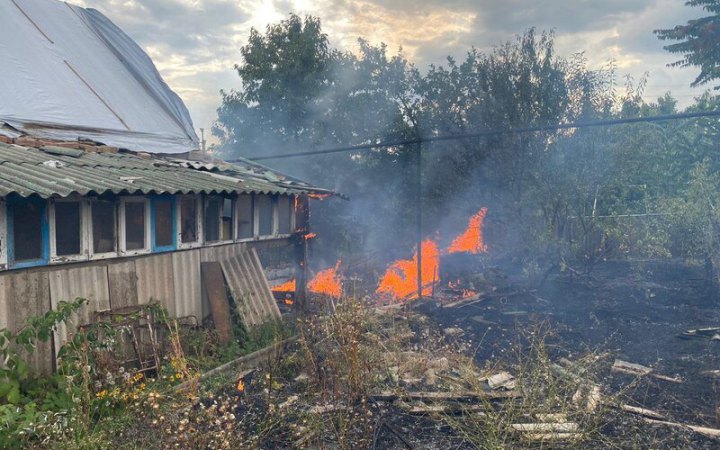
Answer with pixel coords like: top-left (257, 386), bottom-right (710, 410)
top-left (221, 198), bottom-right (233, 241)
top-left (92, 200), bottom-right (116, 254)
top-left (153, 198), bottom-right (174, 249)
top-left (204, 196), bottom-right (221, 242)
top-left (11, 200), bottom-right (45, 262)
top-left (256, 195), bottom-right (273, 236)
top-left (277, 195), bottom-right (292, 235)
top-left (236, 195), bottom-right (254, 239)
top-left (55, 201), bottom-right (81, 256)
top-left (180, 196), bottom-right (198, 243)
top-left (124, 200), bottom-right (146, 251)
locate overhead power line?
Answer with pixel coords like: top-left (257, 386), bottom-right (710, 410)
top-left (231, 110), bottom-right (720, 162)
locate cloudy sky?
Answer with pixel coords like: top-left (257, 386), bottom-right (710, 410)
top-left (76, 0), bottom-right (708, 139)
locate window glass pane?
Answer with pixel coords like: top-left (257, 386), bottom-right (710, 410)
top-left (278, 196), bottom-right (291, 235)
top-left (92, 200), bottom-right (115, 253)
top-left (55, 202), bottom-right (81, 256)
top-left (257, 195), bottom-right (273, 236)
top-left (13, 202), bottom-right (43, 261)
top-left (221, 198), bottom-right (233, 241)
top-left (204, 197), bottom-right (220, 242)
top-left (154, 200), bottom-right (174, 248)
top-left (237, 195), bottom-right (253, 239)
top-left (180, 197), bottom-right (198, 243)
top-left (125, 201), bottom-right (146, 250)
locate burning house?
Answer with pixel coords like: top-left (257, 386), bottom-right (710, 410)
top-left (0, 0), bottom-right (330, 373)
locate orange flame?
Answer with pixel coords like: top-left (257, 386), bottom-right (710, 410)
top-left (304, 232), bottom-right (317, 240)
top-left (308, 261), bottom-right (343, 298)
top-left (272, 279), bottom-right (296, 293)
top-left (237, 379), bottom-right (245, 392)
top-left (448, 207), bottom-right (488, 254)
top-left (376, 240), bottom-right (440, 301)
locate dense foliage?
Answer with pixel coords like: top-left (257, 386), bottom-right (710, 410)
top-left (216, 14), bottom-right (720, 277)
top-left (655, 0), bottom-right (720, 89)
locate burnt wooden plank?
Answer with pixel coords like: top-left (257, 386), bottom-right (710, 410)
top-left (107, 261), bottom-right (138, 309)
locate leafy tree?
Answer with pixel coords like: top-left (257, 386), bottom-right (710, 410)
top-left (214, 14), bottom-right (331, 153)
top-left (655, 0), bottom-right (720, 88)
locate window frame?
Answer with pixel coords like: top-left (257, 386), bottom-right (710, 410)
top-left (176, 194), bottom-right (203, 249)
top-left (118, 196), bottom-right (151, 256)
top-left (220, 196), bottom-right (235, 242)
top-left (204, 194), bottom-right (235, 246)
top-left (276, 195), bottom-right (294, 237)
top-left (7, 196), bottom-right (49, 269)
top-left (151, 195), bottom-right (177, 253)
top-left (49, 197), bottom-right (89, 263)
top-left (234, 194), bottom-right (255, 241)
top-left (254, 194), bottom-right (277, 238)
top-left (0, 199), bottom-right (7, 270)
top-left (88, 197), bottom-right (118, 260)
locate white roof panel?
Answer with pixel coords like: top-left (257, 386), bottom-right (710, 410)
top-left (0, 0), bottom-right (198, 154)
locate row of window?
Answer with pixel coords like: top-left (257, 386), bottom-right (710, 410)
top-left (2, 193), bottom-right (296, 269)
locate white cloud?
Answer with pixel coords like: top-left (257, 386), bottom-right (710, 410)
top-left (74, 0), bottom-right (712, 137)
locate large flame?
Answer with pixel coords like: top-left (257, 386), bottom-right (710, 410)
top-left (448, 207), bottom-right (488, 254)
top-left (308, 261), bottom-right (343, 298)
top-left (272, 279), bottom-right (296, 293)
top-left (376, 240), bottom-right (440, 301)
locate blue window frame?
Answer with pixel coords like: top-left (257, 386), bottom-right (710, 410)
top-left (151, 196), bottom-right (176, 252)
top-left (7, 196), bottom-right (49, 269)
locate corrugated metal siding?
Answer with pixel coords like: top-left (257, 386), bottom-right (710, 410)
top-left (200, 242), bottom-right (248, 264)
top-left (48, 266), bottom-right (110, 355)
top-left (172, 250), bottom-right (202, 320)
top-left (1, 239), bottom-right (292, 374)
top-left (136, 253), bottom-right (175, 312)
top-left (0, 270), bottom-right (53, 374)
top-left (220, 249), bottom-right (280, 326)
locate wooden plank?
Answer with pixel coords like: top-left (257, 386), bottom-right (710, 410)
top-left (107, 260), bottom-right (138, 309)
top-left (370, 390), bottom-right (519, 401)
top-left (200, 262), bottom-right (233, 345)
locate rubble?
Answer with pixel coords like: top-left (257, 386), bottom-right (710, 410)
top-left (612, 359), bottom-right (683, 383)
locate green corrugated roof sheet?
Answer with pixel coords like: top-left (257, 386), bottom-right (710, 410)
top-left (0, 143), bottom-right (333, 199)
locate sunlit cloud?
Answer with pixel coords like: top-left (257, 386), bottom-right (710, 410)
top-left (71, 0), bottom-right (709, 137)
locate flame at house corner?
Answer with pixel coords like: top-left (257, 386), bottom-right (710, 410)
top-left (308, 260), bottom-right (343, 298)
top-left (448, 207), bottom-right (488, 254)
top-left (376, 240), bottom-right (440, 301)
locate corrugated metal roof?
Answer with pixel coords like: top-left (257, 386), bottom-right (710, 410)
top-left (0, 143), bottom-right (332, 198)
